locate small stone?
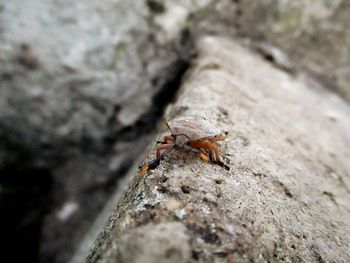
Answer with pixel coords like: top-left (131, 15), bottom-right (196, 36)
top-left (265, 239), bottom-right (275, 257)
top-left (165, 199), bottom-right (182, 210)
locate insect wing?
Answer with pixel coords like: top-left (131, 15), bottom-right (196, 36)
top-left (168, 115), bottom-right (221, 140)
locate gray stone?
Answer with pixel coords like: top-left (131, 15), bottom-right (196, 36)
top-left (0, 0), bottom-right (195, 261)
top-left (116, 222), bottom-right (191, 263)
top-left (85, 36), bottom-right (350, 262)
top-left (2, 1), bottom-right (350, 262)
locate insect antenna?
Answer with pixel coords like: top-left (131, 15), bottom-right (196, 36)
top-left (165, 121), bottom-right (174, 134)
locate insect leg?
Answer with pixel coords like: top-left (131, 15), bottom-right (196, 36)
top-left (156, 143), bottom-right (173, 159)
top-left (188, 139), bottom-right (229, 170)
top-left (209, 147), bottom-right (230, 170)
top-left (198, 151), bottom-right (210, 161)
top-left (139, 145), bottom-right (175, 175)
top-left (209, 143), bottom-right (221, 162)
top-left (188, 140), bottom-right (218, 158)
top-left (157, 135), bottom-right (175, 144)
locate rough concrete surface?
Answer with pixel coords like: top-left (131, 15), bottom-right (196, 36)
top-left (86, 36), bottom-right (350, 262)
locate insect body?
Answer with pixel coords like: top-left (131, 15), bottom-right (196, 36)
top-left (139, 115), bottom-right (229, 175)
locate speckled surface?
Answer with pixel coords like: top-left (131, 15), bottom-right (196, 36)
top-left (85, 36), bottom-right (350, 262)
top-left (2, 1), bottom-right (350, 262)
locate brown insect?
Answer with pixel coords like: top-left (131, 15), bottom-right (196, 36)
top-left (139, 115), bottom-right (229, 175)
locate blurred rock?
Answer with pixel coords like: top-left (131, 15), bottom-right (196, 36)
top-left (0, 0), bottom-right (194, 262)
top-left (191, 0), bottom-right (350, 101)
top-left (0, 0), bottom-right (173, 163)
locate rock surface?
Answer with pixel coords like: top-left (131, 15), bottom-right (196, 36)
top-left (85, 36), bottom-right (350, 263)
top-left (0, 0), bottom-right (194, 261)
top-left (0, 0), bottom-right (189, 166)
top-left (1, 0), bottom-right (350, 262)
top-left (189, 0), bottom-right (350, 101)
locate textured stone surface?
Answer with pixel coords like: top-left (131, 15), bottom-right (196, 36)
top-left (1, 0), bottom-right (350, 262)
top-left (117, 222), bottom-right (191, 262)
top-left (85, 36), bottom-right (350, 262)
top-left (0, 0), bottom-right (195, 262)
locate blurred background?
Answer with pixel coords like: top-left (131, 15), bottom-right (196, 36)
top-left (1, 0), bottom-right (350, 262)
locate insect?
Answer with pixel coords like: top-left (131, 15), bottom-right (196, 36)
top-left (139, 115), bottom-right (229, 175)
